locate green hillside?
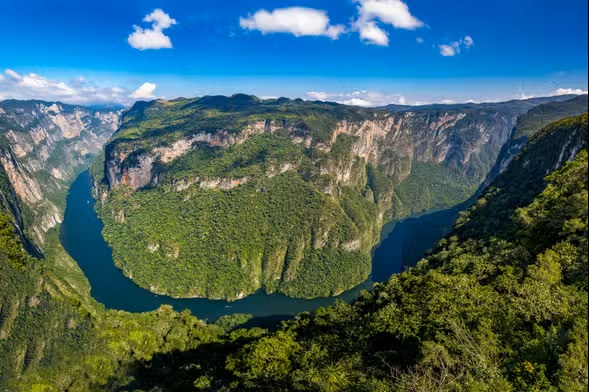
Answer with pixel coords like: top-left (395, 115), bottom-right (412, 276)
top-left (1, 112), bottom-right (587, 391)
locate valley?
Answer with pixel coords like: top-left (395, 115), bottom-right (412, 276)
top-left (2, 1), bottom-right (587, 389)
top-left (0, 94), bottom-right (587, 390)
top-left (93, 94), bottom-right (586, 300)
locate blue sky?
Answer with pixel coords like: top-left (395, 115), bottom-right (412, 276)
top-left (0, 0), bottom-right (587, 106)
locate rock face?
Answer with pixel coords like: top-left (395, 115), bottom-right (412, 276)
top-left (0, 100), bottom-right (121, 246)
top-left (93, 94), bottom-right (588, 301)
top-left (484, 95), bottom-right (588, 187)
top-left (105, 108), bottom-right (516, 192)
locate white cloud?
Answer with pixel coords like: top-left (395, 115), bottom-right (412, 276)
top-left (463, 35), bottom-right (474, 48)
top-left (416, 37), bottom-right (424, 44)
top-left (144, 9), bottom-right (176, 30)
top-left (306, 90), bottom-right (406, 107)
top-left (341, 98), bottom-right (373, 106)
top-left (130, 82), bottom-right (157, 99)
top-left (307, 91), bottom-right (330, 101)
top-left (240, 1), bottom-right (423, 46)
top-left (438, 36), bottom-right (473, 56)
top-left (356, 0), bottom-right (423, 30)
top-left (358, 22), bottom-right (389, 46)
top-left (352, 0), bottom-right (423, 46)
top-left (439, 44), bottom-right (457, 57)
top-left (553, 88), bottom-right (588, 96)
top-left (5, 69), bottom-right (21, 80)
top-left (240, 7), bottom-right (345, 39)
top-left (517, 93), bottom-right (536, 100)
top-left (128, 9), bottom-right (177, 50)
top-left (0, 68), bottom-right (152, 105)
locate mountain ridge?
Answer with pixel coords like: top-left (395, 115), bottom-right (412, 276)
top-left (93, 94), bottom-right (587, 300)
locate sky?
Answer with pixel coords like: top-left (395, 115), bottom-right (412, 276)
top-left (0, 0), bottom-right (587, 106)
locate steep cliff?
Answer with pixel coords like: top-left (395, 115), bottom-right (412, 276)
top-left (95, 94), bottom-right (583, 300)
top-left (1, 107), bottom-right (587, 391)
top-left (486, 94), bottom-right (588, 185)
top-left (0, 100), bottom-right (121, 247)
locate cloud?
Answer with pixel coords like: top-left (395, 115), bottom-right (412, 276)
top-left (358, 22), bottom-right (389, 46)
top-left (240, 7), bottom-right (345, 39)
top-left (307, 90), bottom-right (406, 107)
top-left (439, 44), bottom-right (458, 57)
top-left (553, 88), bottom-right (588, 95)
top-left (240, 1), bottom-right (423, 46)
top-left (0, 68), bottom-right (154, 105)
top-left (438, 36), bottom-right (474, 56)
top-left (416, 37), bottom-right (424, 44)
top-left (130, 82), bottom-right (157, 99)
top-left (352, 0), bottom-right (423, 46)
top-left (128, 9), bottom-right (177, 50)
top-left (356, 0), bottom-right (423, 30)
top-left (307, 91), bottom-right (330, 101)
top-left (463, 35), bottom-right (474, 48)
top-left (5, 69), bottom-right (22, 80)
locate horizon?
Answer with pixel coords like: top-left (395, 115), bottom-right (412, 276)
top-left (1, 91), bottom-right (587, 110)
top-left (1, 0), bottom-right (587, 106)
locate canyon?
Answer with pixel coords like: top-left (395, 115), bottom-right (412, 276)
top-left (0, 100), bottom-right (121, 247)
top-left (94, 94), bottom-right (587, 300)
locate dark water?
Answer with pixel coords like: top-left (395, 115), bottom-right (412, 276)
top-left (60, 171), bottom-right (461, 323)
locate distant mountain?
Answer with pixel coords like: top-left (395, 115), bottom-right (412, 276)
top-left (383, 94), bottom-right (580, 112)
top-left (84, 102), bottom-right (128, 111)
top-left (486, 95), bottom-right (588, 184)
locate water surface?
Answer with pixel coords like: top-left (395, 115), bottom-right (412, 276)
top-left (60, 171), bottom-right (461, 322)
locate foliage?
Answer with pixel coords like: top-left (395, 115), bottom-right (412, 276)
top-left (512, 95), bottom-right (588, 140)
top-left (99, 133), bottom-right (382, 299)
top-left (1, 109), bottom-right (587, 391)
top-left (104, 115), bottom-right (588, 391)
top-left (456, 113), bottom-right (588, 239)
top-left (395, 162), bottom-right (480, 214)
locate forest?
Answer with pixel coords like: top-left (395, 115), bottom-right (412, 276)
top-left (0, 112), bottom-right (586, 391)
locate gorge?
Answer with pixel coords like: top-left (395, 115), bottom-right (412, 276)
top-left (93, 94), bottom-right (587, 300)
top-left (0, 96), bottom-right (587, 391)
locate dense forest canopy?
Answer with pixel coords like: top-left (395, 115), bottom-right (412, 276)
top-left (95, 95), bottom-right (587, 301)
top-left (0, 103), bottom-right (587, 391)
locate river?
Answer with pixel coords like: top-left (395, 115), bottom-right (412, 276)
top-left (60, 171), bottom-right (462, 323)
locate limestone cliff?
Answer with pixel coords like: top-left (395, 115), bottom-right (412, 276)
top-left (0, 100), bottom-right (121, 246)
top-left (105, 105), bottom-right (517, 195)
top-left (97, 95), bottom-right (584, 300)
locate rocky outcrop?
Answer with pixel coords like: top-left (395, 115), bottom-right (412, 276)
top-left (96, 95), bottom-right (587, 301)
top-left (105, 108), bottom-right (516, 192)
top-left (0, 100), bottom-right (121, 246)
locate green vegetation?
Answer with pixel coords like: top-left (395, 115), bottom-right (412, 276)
top-left (61, 112), bottom-right (586, 391)
top-left (112, 94), bottom-right (378, 145)
top-left (457, 113), bottom-right (588, 238)
top-left (512, 95), bottom-right (588, 140)
top-left (99, 95), bottom-right (589, 300)
top-left (99, 133), bottom-right (382, 299)
top-left (125, 137), bottom-right (589, 392)
top-left (395, 162), bottom-right (480, 215)
top-left (1, 201), bottom-right (227, 391)
top-left (1, 109), bottom-right (587, 391)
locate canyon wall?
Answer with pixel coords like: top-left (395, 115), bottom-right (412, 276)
top-left (0, 100), bottom-right (121, 246)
